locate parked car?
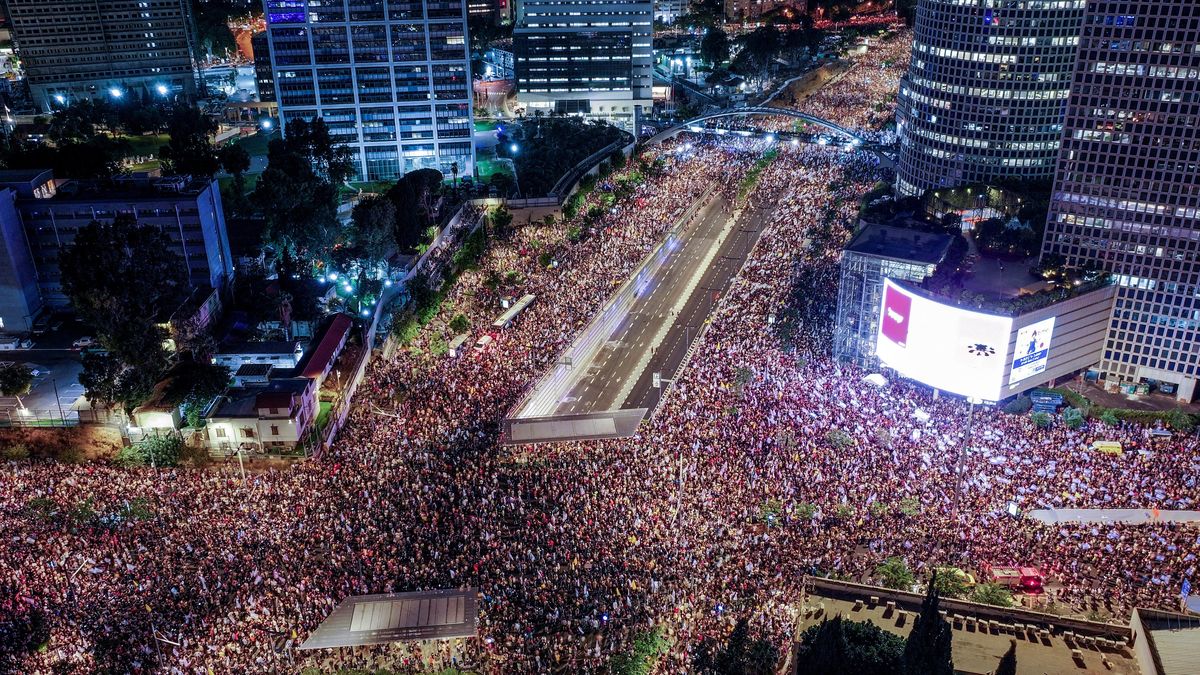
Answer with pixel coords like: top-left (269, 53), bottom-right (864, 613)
top-left (18, 337), bottom-right (33, 350)
top-left (0, 335), bottom-right (19, 350)
top-left (72, 336), bottom-right (97, 350)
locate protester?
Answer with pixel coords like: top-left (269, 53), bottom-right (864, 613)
top-left (3, 30), bottom-right (1196, 674)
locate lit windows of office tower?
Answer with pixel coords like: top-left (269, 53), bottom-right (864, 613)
top-left (894, 0), bottom-right (1087, 196)
top-left (263, 0), bottom-right (475, 181)
top-left (513, 0), bottom-right (653, 133)
top-left (1041, 1), bottom-right (1200, 402)
top-left (6, 0), bottom-right (200, 112)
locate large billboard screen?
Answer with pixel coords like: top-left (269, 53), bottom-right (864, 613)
top-left (1010, 317), bottom-right (1055, 384)
top-left (875, 279), bottom-right (1013, 401)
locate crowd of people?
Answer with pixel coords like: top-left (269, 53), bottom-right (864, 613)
top-left (3, 28), bottom-right (1199, 675)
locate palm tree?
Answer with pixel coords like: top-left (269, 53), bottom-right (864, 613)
top-left (450, 161), bottom-right (459, 189)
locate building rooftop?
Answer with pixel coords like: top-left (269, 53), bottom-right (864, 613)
top-left (0, 168), bottom-right (53, 184)
top-left (1136, 608), bottom-right (1200, 675)
top-left (844, 222), bottom-right (954, 266)
top-left (217, 340), bottom-right (302, 356)
top-left (298, 314), bottom-right (353, 380)
top-left (234, 363), bottom-right (273, 378)
top-left (207, 378), bottom-right (311, 419)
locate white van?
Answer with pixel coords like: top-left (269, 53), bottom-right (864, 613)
top-left (473, 335), bottom-right (494, 353)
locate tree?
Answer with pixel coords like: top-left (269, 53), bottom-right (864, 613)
top-left (59, 217), bottom-right (186, 350)
top-left (61, 217), bottom-right (187, 412)
top-left (701, 28), bottom-right (731, 66)
top-left (159, 104), bottom-right (219, 177)
top-left (351, 195), bottom-right (398, 267)
top-left (0, 363), bottom-right (33, 409)
top-left (795, 616), bottom-right (904, 675)
top-left (79, 352), bottom-right (158, 414)
top-left (929, 569), bottom-right (970, 599)
top-left (385, 168), bottom-right (444, 252)
top-left (218, 142), bottom-right (253, 213)
top-left (995, 639), bottom-right (1017, 675)
top-left (136, 434), bottom-right (183, 468)
top-left (450, 161), bottom-right (460, 189)
top-left (875, 556), bottom-right (915, 590)
top-left (1062, 406), bottom-right (1085, 429)
top-left (902, 574), bottom-right (954, 675)
top-left (693, 617), bottom-right (779, 675)
top-left (490, 207), bottom-right (514, 239)
top-left (970, 582), bottom-right (1013, 608)
top-left (252, 122), bottom-right (346, 273)
top-left (277, 117), bottom-right (355, 185)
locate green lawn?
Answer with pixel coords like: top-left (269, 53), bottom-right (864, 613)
top-left (315, 401), bottom-right (333, 431)
top-left (474, 120), bottom-right (500, 132)
top-left (476, 156), bottom-right (514, 181)
top-left (217, 173), bottom-right (261, 197)
top-left (127, 159), bottom-right (162, 173)
top-left (348, 180), bottom-right (395, 194)
top-left (231, 130), bottom-right (278, 156)
top-left (117, 133), bottom-right (170, 158)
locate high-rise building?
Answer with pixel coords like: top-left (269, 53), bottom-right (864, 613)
top-left (262, 0), bottom-right (475, 181)
top-left (1041, 1), bottom-right (1200, 402)
top-left (5, 0), bottom-right (200, 112)
top-left (251, 31), bottom-right (276, 103)
top-left (513, 0), bottom-right (653, 133)
top-left (894, 0), bottom-right (1086, 196)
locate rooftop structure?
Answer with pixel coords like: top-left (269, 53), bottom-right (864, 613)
top-left (835, 222), bottom-right (955, 366)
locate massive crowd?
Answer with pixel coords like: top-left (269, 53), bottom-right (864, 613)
top-left (3, 29), bottom-right (1199, 674)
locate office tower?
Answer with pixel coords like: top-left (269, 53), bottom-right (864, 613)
top-left (262, 0), bottom-right (475, 181)
top-left (894, 0), bottom-right (1086, 196)
top-left (0, 170), bottom-right (233, 309)
top-left (1041, 1), bottom-right (1200, 402)
top-left (251, 31), bottom-right (276, 103)
top-left (5, 0), bottom-right (200, 112)
top-left (513, 0), bottom-right (653, 132)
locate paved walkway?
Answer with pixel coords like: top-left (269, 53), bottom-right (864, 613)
top-left (1028, 508), bottom-right (1200, 525)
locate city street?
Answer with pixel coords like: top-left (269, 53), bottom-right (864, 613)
top-left (513, 185), bottom-right (769, 423)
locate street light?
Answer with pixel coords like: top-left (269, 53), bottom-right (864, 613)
top-left (53, 94), bottom-right (66, 105)
top-left (261, 118), bottom-right (273, 130)
top-left (155, 83), bottom-right (169, 96)
top-left (509, 143), bottom-right (519, 155)
top-left (109, 87), bottom-right (123, 99)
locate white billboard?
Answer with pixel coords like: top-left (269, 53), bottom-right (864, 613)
top-left (1009, 317), bottom-right (1055, 384)
top-left (875, 279), bottom-right (1013, 401)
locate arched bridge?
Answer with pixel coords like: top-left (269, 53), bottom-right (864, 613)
top-left (645, 106), bottom-right (896, 165)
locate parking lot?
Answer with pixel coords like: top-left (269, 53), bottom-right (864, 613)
top-left (0, 315), bottom-right (94, 422)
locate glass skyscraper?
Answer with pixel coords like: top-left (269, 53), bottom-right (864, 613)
top-left (895, 0), bottom-right (1087, 196)
top-left (263, 0), bottom-right (475, 181)
top-left (1041, 1), bottom-right (1200, 402)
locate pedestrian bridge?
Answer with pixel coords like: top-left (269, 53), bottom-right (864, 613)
top-left (645, 106), bottom-right (896, 165)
